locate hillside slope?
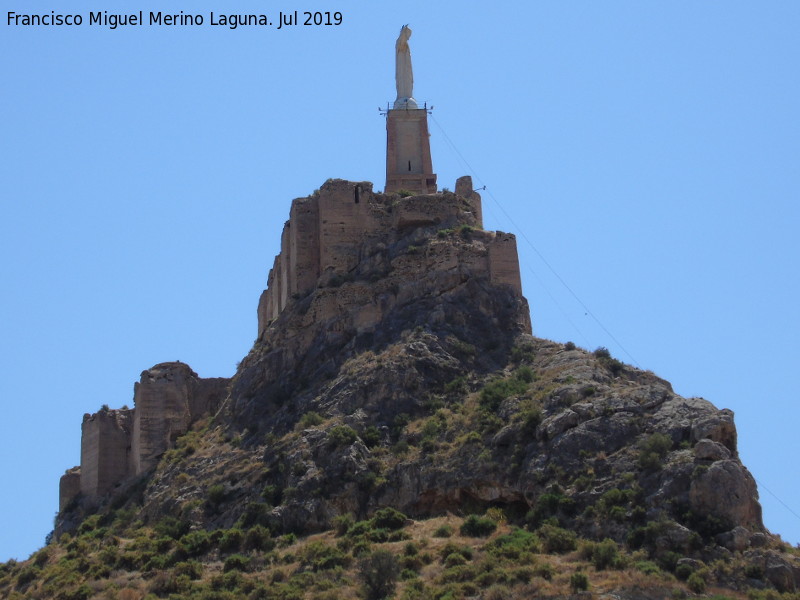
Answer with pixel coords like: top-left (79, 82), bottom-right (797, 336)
top-left (3, 181), bottom-right (799, 600)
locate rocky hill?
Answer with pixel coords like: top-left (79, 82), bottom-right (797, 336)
top-left (2, 179), bottom-right (799, 600)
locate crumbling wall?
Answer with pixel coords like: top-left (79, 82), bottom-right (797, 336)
top-left (61, 362), bottom-right (231, 508)
top-left (488, 233), bottom-right (523, 296)
top-left (289, 197), bottom-right (320, 296)
top-left (59, 467), bottom-right (81, 511)
top-left (455, 175), bottom-right (483, 228)
top-left (317, 180), bottom-right (380, 273)
top-left (257, 180), bottom-right (384, 338)
top-left (80, 408), bottom-right (133, 500)
top-left (61, 363), bottom-right (230, 508)
top-left (257, 178), bottom-right (512, 339)
top-left (131, 363), bottom-right (196, 475)
top-left (191, 377), bottom-right (230, 420)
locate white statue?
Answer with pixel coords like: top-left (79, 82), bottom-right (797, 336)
top-left (394, 25), bottom-right (417, 109)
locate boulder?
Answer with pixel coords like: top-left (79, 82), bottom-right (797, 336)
top-left (689, 460), bottom-right (761, 530)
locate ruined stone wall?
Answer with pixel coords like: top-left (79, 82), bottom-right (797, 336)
top-left (191, 377), bottom-right (230, 420)
top-left (289, 197), bottom-right (320, 297)
top-left (256, 177), bottom-right (528, 339)
top-left (59, 467), bottom-right (81, 511)
top-left (80, 409), bottom-right (133, 499)
top-left (317, 180), bottom-right (380, 273)
top-left (258, 180), bottom-right (383, 338)
top-left (131, 363), bottom-right (196, 475)
top-left (488, 233), bottom-right (523, 296)
top-left (455, 176), bottom-right (483, 228)
top-left (61, 363), bottom-right (230, 507)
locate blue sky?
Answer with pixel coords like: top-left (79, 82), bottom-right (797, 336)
top-left (1, 1), bottom-right (798, 560)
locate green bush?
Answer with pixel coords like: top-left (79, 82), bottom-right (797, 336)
top-left (516, 366), bottom-right (534, 383)
top-left (299, 411), bottom-right (324, 428)
top-left (460, 515), bottom-right (497, 537)
top-left (372, 507), bottom-right (408, 530)
top-left (300, 540), bottom-right (349, 571)
top-left (178, 530), bottom-right (212, 557)
top-left (333, 514), bottom-right (355, 536)
top-left (536, 562), bottom-right (555, 580)
top-left (207, 484), bottom-right (227, 509)
top-left (675, 562), bottom-right (693, 581)
top-left (362, 425), bottom-right (381, 448)
top-left (744, 563), bottom-right (764, 579)
top-left (433, 524), bottom-right (453, 538)
top-left (590, 538), bottom-right (620, 570)
top-left (687, 572), bottom-right (706, 593)
top-left (444, 376), bottom-right (467, 395)
top-left (520, 405), bottom-right (543, 434)
top-left (62, 584), bottom-right (93, 600)
top-left (219, 528), bottom-right (244, 553)
top-left (641, 433), bottom-right (672, 457)
top-left (244, 524), bottom-right (273, 551)
top-left (525, 492), bottom-right (564, 528)
top-left (511, 342), bottom-right (536, 363)
top-left (439, 542), bottom-right (473, 562)
top-left (328, 425), bottom-right (358, 447)
top-left (635, 560), bottom-right (661, 575)
top-left (359, 549), bottom-right (400, 600)
top-left (237, 502), bottom-right (271, 528)
top-left (570, 571), bottom-right (589, 592)
top-left (638, 433), bottom-right (673, 471)
top-left (173, 560), bottom-right (203, 579)
top-left (486, 527), bottom-right (540, 559)
top-left (444, 552), bottom-right (467, 567)
top-left (15, 565), bottom-right (40, 586)
top-left (223, 554), bottom-right (251, 572)
top-left (537, 524), bottom-right (577, 553)
top-left (479, 375), bottom-right (529, 412)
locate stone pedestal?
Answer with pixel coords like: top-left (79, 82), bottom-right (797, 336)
top-left (385, 108), bottom-right (437, 194)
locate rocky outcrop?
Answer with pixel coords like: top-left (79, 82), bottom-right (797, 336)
top-left (689, 459), bottom-right (761, 530)
top-left (256, 178), bottom-right (523, 339)
top-left (51, 177), bottom-right (789, 593)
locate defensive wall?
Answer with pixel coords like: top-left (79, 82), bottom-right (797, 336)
top-left (60, 363), bottom-right (229, 509)
top-left (257, 175), bottom-right (521, 339)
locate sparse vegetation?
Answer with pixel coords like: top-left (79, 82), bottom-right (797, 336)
top-left (299, 411), bottom-right (324, 428)
top-left (570, 570), bottom-right (590, 592)
top-left (638, 433), bottom-right (673, 471)
top-left (460, 515), bottom-right (497, 537)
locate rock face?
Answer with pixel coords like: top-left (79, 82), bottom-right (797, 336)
top-left (52, 177), bottom-right (787, 590)
top-left (238, 179), bottom-right (529, 435)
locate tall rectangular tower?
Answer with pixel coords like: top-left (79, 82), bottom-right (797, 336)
top-left (385, 108), bottom-right (437, 194)
top-left (384, 25), bottom-right (437, 195)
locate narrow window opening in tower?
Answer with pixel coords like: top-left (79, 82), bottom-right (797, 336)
top-left (408, 160), bottom-right (411, 172)
top-left (354, 185), bottom-right (360, 204)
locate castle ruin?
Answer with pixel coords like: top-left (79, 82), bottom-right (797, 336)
top-left (58, 24), bottom-right (527, 513)
top-left (59, 364), bottom-right (228, 509)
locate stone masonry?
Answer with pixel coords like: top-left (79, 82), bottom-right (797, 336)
top-left (257, 175), bottom-right (522, 340)
top-left (60, 363), bottom-right (229, 508)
